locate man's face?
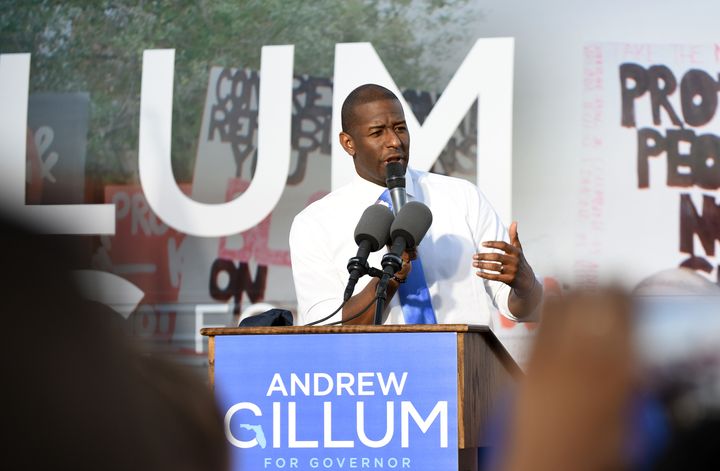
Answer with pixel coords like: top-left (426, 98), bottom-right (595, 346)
top-left (339, 99), bottom-right (409, 187)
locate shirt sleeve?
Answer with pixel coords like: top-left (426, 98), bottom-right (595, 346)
top-left (289, 211), bottom-right (346, 325)
top-left (466, 183), bottom-right (518, 321)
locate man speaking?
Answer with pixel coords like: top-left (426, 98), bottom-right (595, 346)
top-left (290, 84), bottom-right (541, 325)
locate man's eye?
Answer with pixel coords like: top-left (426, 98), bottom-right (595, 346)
top-left (370, 131), bottom-right (382, 136)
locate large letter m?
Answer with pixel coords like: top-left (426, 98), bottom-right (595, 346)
top-left (332, 38), bottom-right (514, 222)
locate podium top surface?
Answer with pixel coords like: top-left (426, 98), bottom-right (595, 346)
top-left (201, 324), bottom-right (492, 337)
top-left (202, 323), bottom-right (523, 381)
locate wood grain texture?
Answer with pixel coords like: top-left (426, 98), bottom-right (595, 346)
top-left (462, 331), bottom-right (520, 448)
top-left (457, 333), bottom-right (467, 448)
top-left (200, 326), bottom-right (521, 378)
top-left (207, 335), bottom-right (215, 389)
top-left (201, 324), bottom-right (491, 336)
top-left (458, 447), bottom-right (479, 471)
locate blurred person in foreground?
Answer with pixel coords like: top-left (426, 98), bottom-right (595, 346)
top-left (489, 284), bottom-right (719, 471)
top-left (632, 268), bottom-right (720, 471)
top-left (493, 290), bottom-right (635, 471)
top-left (2, 217), bottom-right (229, 471)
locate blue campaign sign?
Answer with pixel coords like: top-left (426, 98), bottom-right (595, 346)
top-left (214, 332), bottom-right (458, 470)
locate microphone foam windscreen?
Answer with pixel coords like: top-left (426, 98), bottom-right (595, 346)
top-left (385, 161), bottom-right (405, 190)
top-left (354, 204), bottom-right (394, 251)
top-left (390, 201), bottom-right (433, 248)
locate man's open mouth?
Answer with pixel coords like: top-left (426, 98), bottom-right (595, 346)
top-left (384, 156), bottom-right (405, 165)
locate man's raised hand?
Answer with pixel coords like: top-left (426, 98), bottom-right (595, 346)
top-left (472, 221), bottom-right (536, 296)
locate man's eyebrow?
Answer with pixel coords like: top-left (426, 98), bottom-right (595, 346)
top-left (367, 119), bottom-right (406, 130)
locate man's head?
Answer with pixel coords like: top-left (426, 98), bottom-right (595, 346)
top-left (339, 84), bottom-right (409, 187)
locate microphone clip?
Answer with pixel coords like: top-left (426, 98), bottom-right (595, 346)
top-left (381, 252), bottom-right (403, 274)
top-left (367, 267), bottom-right (384, 279)
top-left (346, 256), bottom-right (369, 277)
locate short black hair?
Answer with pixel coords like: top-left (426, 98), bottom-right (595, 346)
top-left (341, 84), bottom-right (400, 133)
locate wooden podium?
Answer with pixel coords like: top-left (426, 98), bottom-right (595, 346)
top-left (202, 325), bottom-right (521, 471)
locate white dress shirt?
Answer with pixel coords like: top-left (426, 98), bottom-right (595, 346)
top-left (289, 168), bottom-right (516, 326)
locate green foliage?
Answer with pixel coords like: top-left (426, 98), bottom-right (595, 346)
top-left (1, 0), bottom-right (471, 187)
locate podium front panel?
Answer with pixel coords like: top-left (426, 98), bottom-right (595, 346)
top-left (214, 332), bottom-right (459, 471)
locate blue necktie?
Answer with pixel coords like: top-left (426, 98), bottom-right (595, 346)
top-left (378, 190), bottom-right (437, 324)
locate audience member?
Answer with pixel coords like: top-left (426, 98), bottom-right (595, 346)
top-left (487, 286), bottom-right (719, 471)
top-left (3, 218), bottom-right (229, 471)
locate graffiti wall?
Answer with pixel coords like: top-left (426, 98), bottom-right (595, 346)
top-left (576, 43), bottom-right (720, 286)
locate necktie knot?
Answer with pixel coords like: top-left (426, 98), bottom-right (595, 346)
top-left (377, 189), bottom-right (393, 210)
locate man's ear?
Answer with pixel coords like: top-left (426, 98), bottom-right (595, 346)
top-left (339, 131), bottom-right (355, 157)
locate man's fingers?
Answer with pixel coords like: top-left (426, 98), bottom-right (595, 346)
top-left (509, 221), bottom-right (518, 241)
top-left (474, 261), bottom-right (516, 274)
top-left (481, 223), bottom-right (523, 252)
top-left (509, 221), bottom-right (522, 249)
top-left (396, 258), bottom-right (412, 278)
top-left (475, 271), bottom-right (509, 283)
top-left (473, 252), bottom-right (514, 264)
top-left (480, 240), bottom-right (516, 252)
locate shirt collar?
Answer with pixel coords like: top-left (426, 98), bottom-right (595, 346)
top-left (351, 167), bottom-right (417, 201)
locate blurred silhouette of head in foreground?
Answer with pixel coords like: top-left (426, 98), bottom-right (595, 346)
top-left (633, 267), bottom-right (720, 296)
top-left (2, 217), bottom-right (229, 471)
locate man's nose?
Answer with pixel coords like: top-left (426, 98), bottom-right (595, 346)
top-left (385, 129), bottom-right (401, 147)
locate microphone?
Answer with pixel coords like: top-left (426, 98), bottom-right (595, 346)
top-left (344, 204), bottom-right (394, 301)
top-left (374, 201), bottom-right (432, 324)
top-left (385, 161), bottom-right (406, 215)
